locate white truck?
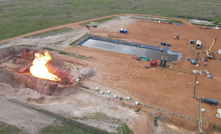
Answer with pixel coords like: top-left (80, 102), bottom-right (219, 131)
top-left (196, 40), bottom-right (201, 49)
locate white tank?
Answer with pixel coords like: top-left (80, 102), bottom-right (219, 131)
top-left (113, 95), bottom-right (117, 98)
top-left (135, 102), bottom-right (139, 105)
top-left (95, 87), bottom-right (99, 91)
top-left (107, 90), bottom-right (111, 94)
top-left (196, 40), bottom-right (201, 49)
top-left (100, 91), bottom-right (104, 94)
top-left (196, 81), bottom-right (199, 84)
top-left (127, 97), bottom-right (130, 100)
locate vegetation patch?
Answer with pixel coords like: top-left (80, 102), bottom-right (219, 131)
top-left (213, 125), bottom-right (221, 132)
top-left (74, 112), bottom-right (133, 134)
top-left (134, 109), bottom-right (140, 114)
top-left (153, 116), bottom-right (159, 127)
top-left (1, 0), bottom-right (221, 41)
top-left (40, 120), bottom-right (96, 134)
top-left (0, 121), bottom-right (25, 134)
top-left (70, 33), bottom-right (88, 46)
top-left (24, 28), bottom-right (74, 38)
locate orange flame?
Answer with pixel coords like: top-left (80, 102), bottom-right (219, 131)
top-left (30, 51), bottom-right (61, 81)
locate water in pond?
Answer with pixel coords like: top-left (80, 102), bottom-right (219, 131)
top-left (82, 39), bottom-right (178, 62)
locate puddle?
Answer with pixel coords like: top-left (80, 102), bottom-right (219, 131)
top-left (82, 39), bottom-right (178, 62)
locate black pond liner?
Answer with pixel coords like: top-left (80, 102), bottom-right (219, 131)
top-left (78, 36), bottom-right (182, 62)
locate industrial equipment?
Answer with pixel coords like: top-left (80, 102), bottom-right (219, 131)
top-left (160, 56), bottom-right (168, 68)
top-left (202, 98), bottom-right (218, 105)
top-left (217, 109), bottom-right (221, 119)
top-left (174, 35), bottom-right (180, 39)
top-left (190, 40), bottom-right (195, 44)
top-left (187, 58), bottom-right (196, 64)
top-left (135, 57), bottom-right (149, 61)
top-left (161, 42), bottom-right (171, 47)
top-left (196, 40), bottom-right (201, 49)
top-left (151, 59), bottom-right (157, 67)
top-left (205, 37), bottom-right (217, 59)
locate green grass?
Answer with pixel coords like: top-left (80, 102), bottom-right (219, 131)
top-left (0, 121), bottom-right (25, 134)
top-left (134, 109), bottom-right (140, 114)
top-left (24, 28), bottom-right (74, 38)
top-left (1, 0), bottom-right (221, 41)
top-left (154, 117), bottom-right (159, 127)
top-left (74, 112), bottom-right (133, 134)
top-left (40, 120), bottom-right (95, 134)
top-left (70, 33), bottom-right (88, 45)
top-left (80, 17), bottom-right (117, 26)
top-left (213, 125), bottom-right (221, 132)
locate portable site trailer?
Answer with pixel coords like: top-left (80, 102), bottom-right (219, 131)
top-left (196, 40), bottom-right (201, 49)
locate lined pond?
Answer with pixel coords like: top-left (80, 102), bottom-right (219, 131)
top-left (82, 39), bottom-right (178, 62)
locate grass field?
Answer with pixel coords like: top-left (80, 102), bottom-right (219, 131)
top-left (0, 121), bottom-right (25, 134)
top-left (0, 0), bottom-right (221, 41)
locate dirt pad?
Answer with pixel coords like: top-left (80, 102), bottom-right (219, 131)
top-left (0, 14), bottom-right (221, 134)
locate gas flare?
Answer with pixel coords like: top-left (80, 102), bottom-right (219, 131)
top-left (30, 51), bottom-right (61, 81)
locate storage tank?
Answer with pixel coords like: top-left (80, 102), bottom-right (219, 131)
top-left (120, 29), bottom-right (123, 33)
top-left (196, 40), bottom-right (201, 49)
top-left (160, 56), bottom-right (168, 68)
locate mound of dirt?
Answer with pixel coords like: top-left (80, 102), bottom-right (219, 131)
top-left (80, 68), bottom-right (96, 78)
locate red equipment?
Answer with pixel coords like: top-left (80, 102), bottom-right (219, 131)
top-left (151, 59), bottom-right (157, 67)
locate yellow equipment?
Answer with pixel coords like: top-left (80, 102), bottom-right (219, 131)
top-left (205, 37), bottom-right (217, 59)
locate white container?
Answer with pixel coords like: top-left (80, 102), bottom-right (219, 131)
top-left (107, 90), bottom-right (111, 94)
top-left (127, 97), bottom-right (130, 100)
top-left (206, 71), bottom-right (209, 75)
top-left (196, 64), bottom-right (199, 67)
top-left (113, 95), bottom-right (117, 98)
top-left (196, 81), bottom-right (199, 84)
top-left (100, 91), bottom-right (104, 94)
top-left (135, 102), bottom-right (139, 105)
top-left (215, 26), bottom-right (220, 30)
top-left (207, 75), bottom-right (211, 78)
top-left (76, 78), bottom-right (80, 82)
top-left (201, 108), bottom-right (205, 112)
top-left (95, 87), bottom-right (99, 91)
top-left (218, 49), bottom-right (221, 54)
